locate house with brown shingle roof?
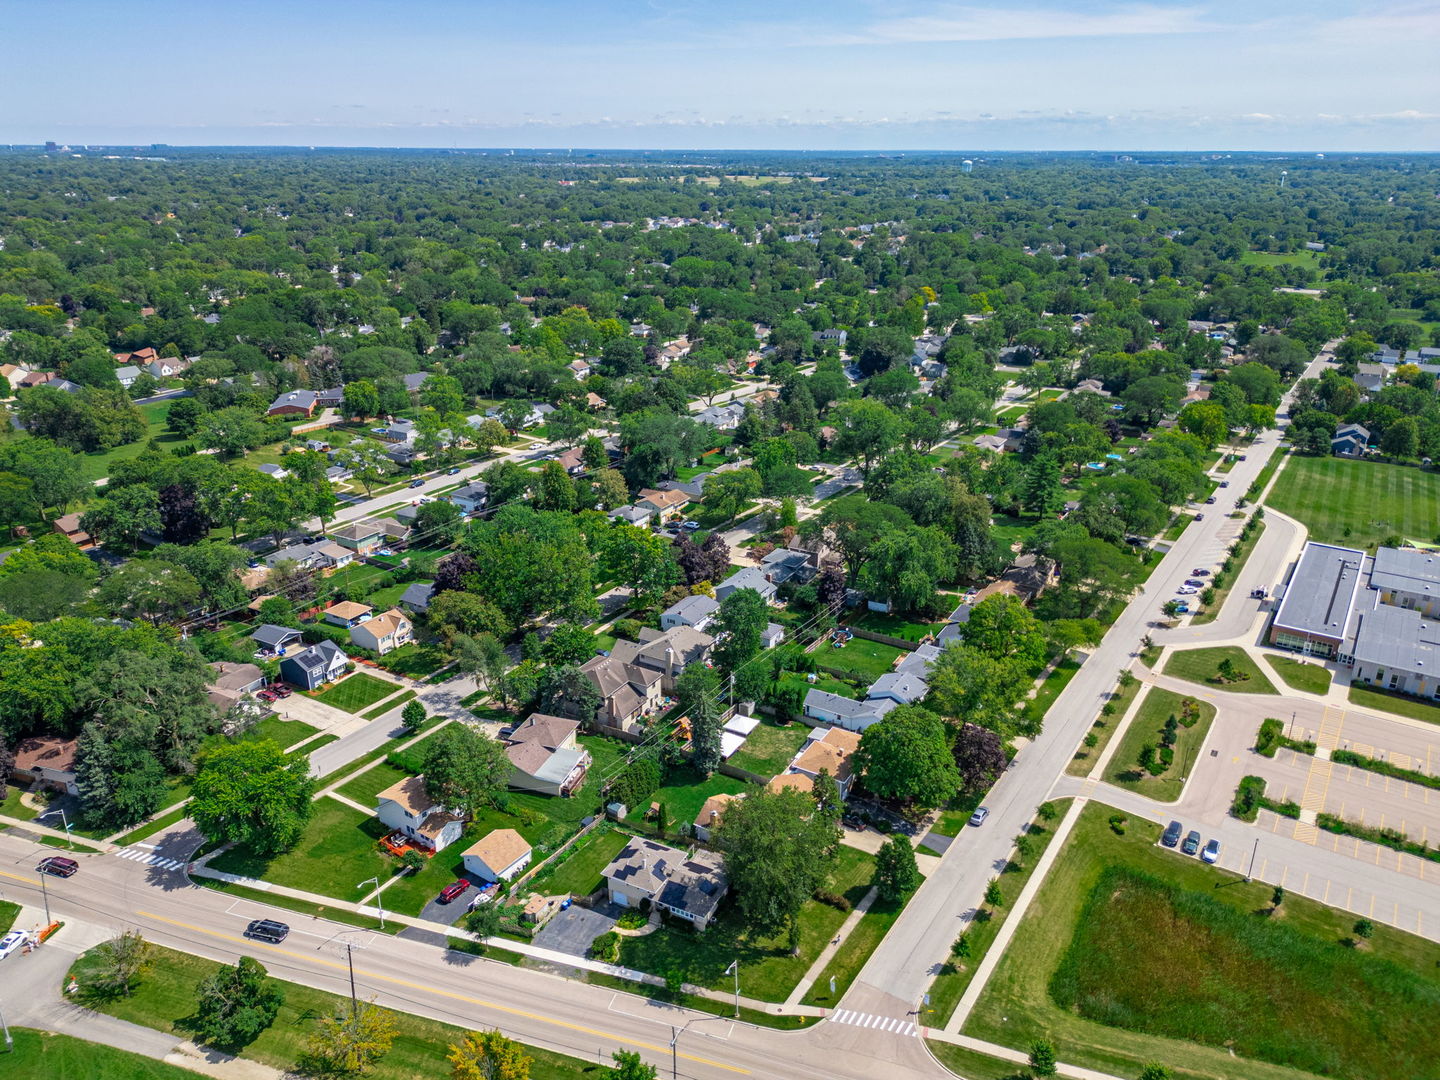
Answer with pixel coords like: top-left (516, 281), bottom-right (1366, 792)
top-left (350, 608), bottom-right (412, 655)
top-left (693, 792), bottom-right (742, 843)
top-left (375, 775), bottom-right (464, 852)
top-left (52, 513), bottom-right (94, 550)
top-left (10, 736), bottom-right (78, 795)
top-left (636, 487), bottom-right (692, 516)
top-left (462, 829), bottom-right (532, 883)
top-left (502, 714), bottom-right (590, 797)
top-left (778, 725), bottom-right (860, 800)
top-left (579, 654), bottom-right (663, 732)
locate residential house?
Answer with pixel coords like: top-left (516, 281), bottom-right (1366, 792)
top-left (329, 520), bottom-right (393, 555)
top-left (17, 370), bottom-right (54, 389)
top-left (250, 624), bottom-right (304, 656)
top-left (402, 372), bottom-right (431, 394)
top-left (323, 601), bottom-right (373, 628)
top-left (461, 829), bottom-right (532, 883)
top-left (761, 623), bottom-right (785, 649)
top-left (973, 434), bottom-right (1010, 453)
top-left (51, 513), bottom-right (94, 550)
top-left (350, 608), bottom-right (412, 655)
top-left (1332, 423), bottom-right (1370, 458)
top-left (375, 775), bottom-right (464, 852)
top-left (782, 726), bottom-right (861, 800)
top-left (205, 661), bottom-right (267, 712)
top-left (606, 504), bottom-right (654, 528)
top-left (568, 358), bottom-right (594, 380)
top-left (660, 594), bottom-right (720, 632)
top-left (257, 463), bottom-right (289, 481)
top-left (144, 357), bottom-right (189, 379)
top-left (267, 390), bottom-right (318, 417)
top-left (579, 654), bottom-right (664, 731)
top-left (715, 548), bottom-right (817, 603)
top-left (803, 688), bottom-right (896, 732)
top-left (264, 542), bottom-right (325, 570)
top-left (377, 418), bottom-right (416, 445)
top-left (112, 347), bottom-right (158, 365)
top-left (636, 488), bottom-right (692, 518)
top-left (813, 328), bottom-right (848, 347)
top-left (502, 714), bottom-right (591, 797)
top-left (115, 365), bottom-right (141, 388)
top-left (894, 643), bottom-right (942, 680)
top-left (866, 672), bottom-right (929, 706)
top-left (279, 639), bottom-right (350, 690)
top-left (10, 735), bottom-right (78, 795)
top-left (695, 403), bottom-right (745, 430)
top-left (399, 582), bottom-right (434, 614)
top-left (315, 386), bottom-right (345, 408)
top-left (715, 567), bottom-right (777, 604)
top-left (585, 391), bottom-right (608, 410)
top-left (443, 481), bottom-right (489, 517)
top-left (554, 447), bottom-right (586, 475)
top-left (693, 793), bottom-right (742, 843)
top-left (601, 838), bottom-right (728, 930)
top-left (1353, 364), bottom-right (1386, 395)
top-left (609, 625), bottom-right (715, 693)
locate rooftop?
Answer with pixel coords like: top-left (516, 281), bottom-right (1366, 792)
top-left (1273, 542), bottom-right (1366, 640)
top-left (463, 828), bottom-right (531, 870)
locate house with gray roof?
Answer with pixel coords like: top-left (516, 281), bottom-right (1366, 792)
top-left (695, 403), bottom-right (746, 429)
top-left (279, 639), bottom-right (349, 691)
top-left (502, 714), bottom-right (590, 797)
top-left (866, 672), bottom-right (929, 706)
top-left (448, 482), bottom-right (489, 516)
top-left (661, 593), bottom-right (721, 632)
top-left (115, 365), bottom-right (141, 387)
top-left (399, 582), bottom-right (434, 614)
top-left (250, 624), bottom-right (304, 655)
top-left (1331, 423), bottom-right (1370, 458)
top-left (803, 688), bottom-right (896, 733)
top-left (609, 625), bottom-right (715, 693)
top-left (895, 643), bottom-right (943, 679)
top-left (1268, 541), bottom-right (1365, 658)
top-left (602, 837), bottom-right (727, 930)
top-left (606, 503), bottom-right (654, 527)
top-left (267, 389), bottom-right (318, 417)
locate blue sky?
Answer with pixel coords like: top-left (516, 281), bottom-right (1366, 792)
top-left (4, 0), bottom-right (1437, 150)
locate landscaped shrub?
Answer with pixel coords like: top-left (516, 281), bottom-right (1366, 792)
top-left (813, 889), bottom-right (851, 912)
top-left (1108, 814), bottom-right (1126, 835)
top-left (615, 910), bottom-right (648, 930)
top-left (387, 747), bottom-right (426, 775)
top-left (1231, 775), bottom-right (1268, 822)
top-left (611, 618), bottom-right (643, 641)
top-left (589, 931), bottom-right (621, 963)
top-left (607, 755), bottom-right (662, 814)
top-left (1255, 718), bottom-right (1283, 757)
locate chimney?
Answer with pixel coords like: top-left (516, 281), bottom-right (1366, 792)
top-left (665, 646), bottom-right (675, 678)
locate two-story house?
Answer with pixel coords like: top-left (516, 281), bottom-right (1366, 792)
top-left (350, 608), bottom-right (412, 655)
top-left (608, 625), bottom-right (714, 694)
top-left (502, 714), bottom-right (591, 797)
top-left (579, 654), bottom-right (664, 732)
top-left (279, 640), bottom-right (349, 690)
top-left (375, 775), bottom-right (464, 852)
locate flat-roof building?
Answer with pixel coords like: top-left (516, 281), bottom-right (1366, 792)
top-left (1268, 542), bottom-right (1365, 658)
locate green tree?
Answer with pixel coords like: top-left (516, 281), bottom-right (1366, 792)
top-left (85, 931), bottom-right (153, 999)
top-left (602, 1050), bottom-right (658, 1080)
top-left (401, 700), bottom-right (427, 730)
top-left (855, 706), bottom-right (961, 809)
top-left (420, 724), bottom-right (511, 816)
top-left (195, 407), bottom-right (267, 456)
top-left (80, 485), bottom-right (162, 549)
top-left (342, 379), bottom-right (381, 419)
top-left (95, 560), bottom-right (202, 624)
top-left (448, 1029), bottom-right (531, 1080)
top-left (189, 740), bottom-right (316, 856)
top-left (303, 1000), bottom-right (399, 1077)
top-left (859, 524), bottom-right (956, 613)
top-left (712, 586), bottom-right (768, 677)
top-left (1138, 1065), bottom-right (1173, 1080)
top-left (533, 460), bottom-right (576, 512)
top-left (453, 632), bottom-right (508, 694)
top-left (600, 524), bottom-right (680, 609)
top-left (1029, 1039), bottom-right (1057, 1078)
top-left (984, 878), bottom-right (1003, 908)
top-left (462, 900), bottom-right (502, 943)
top-left (1381, 416), bottom-right (1419, 459)
top-left (414, 499), bottom-right (465, 545)
top-left (831, 398), bottom-right (904, 477)
top-left (193, 956), bottom-right (285, 1050)
top-left (689, 682), bottom-right (724, 776)
top-left (714, 786), bottom-right (839, 954)
top-left (702, 467), bottom-right (761, 526)
top-left (872, 835), bottom-right (922, 901)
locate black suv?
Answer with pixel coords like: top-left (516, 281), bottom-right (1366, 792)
top-left (244, 919), bottom-right (290, 944)
top-left (1162, 821), bottom-right (1182, 848)
top-left (1182, 830), bottom-right (1202, 856)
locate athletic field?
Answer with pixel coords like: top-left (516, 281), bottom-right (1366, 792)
top-left (1266, 454), bottom-right (1440, 551)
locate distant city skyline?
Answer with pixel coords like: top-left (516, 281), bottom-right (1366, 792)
top-left (6, 0), bottom-right (1438, 151)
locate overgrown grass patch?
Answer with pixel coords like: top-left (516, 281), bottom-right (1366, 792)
top-left (1050, 864), bottom-right (1440, 1080)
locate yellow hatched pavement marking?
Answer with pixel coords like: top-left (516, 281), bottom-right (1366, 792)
top-left (1294, 705), bottom-right (1345, 844)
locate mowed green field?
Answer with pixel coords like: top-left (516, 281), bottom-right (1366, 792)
top-left (1266, 455), bottom-right (1440, 551)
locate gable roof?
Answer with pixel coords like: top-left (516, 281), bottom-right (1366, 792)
top-left (326, 601), bottom-right (373, 620)
top-left (694, 792), bottom-right (742, 829)
top-left (12, 735), bottom-right (78, 773)
top-left (377, 775), bottom-right (438, 816)
top-left (791, 726), bottom-right (861, 784)
top-left (290, 639), bottom-right (349, 671)
top-left (804, 688), bottom-right (896, 722)
top-left (867, 671), bottom-right (930, 703)
top-left (463, 828), bottom-right (531, 871)
top-left (251, 624), bottom-right (302, 649)
top-left (663, 594), bottom-right (720, 624)
top-left (358, 608), bottom-right (409, 639)
top-left (400, 582), bottom-right (434, 609)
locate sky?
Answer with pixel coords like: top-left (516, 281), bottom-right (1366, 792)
top-left (4, 0), bottom-right (1438, 151)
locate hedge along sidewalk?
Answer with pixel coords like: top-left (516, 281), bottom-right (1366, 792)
top-left (186, 859), bottom-right (824, 1018)
top-left (943, 799), bottom-right (1084, 1035)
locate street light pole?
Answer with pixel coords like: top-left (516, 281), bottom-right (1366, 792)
top-left (725, 959), bottom-right (739, 1019)
top-left (37, 872), bottom-right (51, 925)
top-left (357, 877), bottom-right (384, 929)
top-left (1246, 837), bottom-right (1259, 882)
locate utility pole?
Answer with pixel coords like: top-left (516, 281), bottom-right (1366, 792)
top-left (1246, 837), bottom-right (1259, 882)
top-left (670, 1025), bottom-right (678, 1080)
top-left (345, 943), bottom-right (358, 1019)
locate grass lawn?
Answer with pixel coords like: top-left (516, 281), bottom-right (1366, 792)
top-left (0, 898), bottom-right (18, 935)
top-left (965, 801), bottom-right (1440, 1080)
top-left (208, 795), bottom-right (391, 899)
top-left (1348, 684), bottom-right (1440, 726)
top-left (362, 688), bottom-right (416, 719)
top-left (776, 671), bottom-right (855, 699)
top-left (799, 896), bottom-right (904, 1008)
top-left (234, 713), bottom-right (320, 751)
top-left (926, 1041), bottom-right (1037, 1080)
top-left (1067, 673), bottom-right (1144, 777)
top-left (1019, 658), bottom-right (1082, 731)
top-left (1239, 249), bottom-right (1322, 268)
top-left (1164, 646), bottom-right (1278, 695)
top-left (1264, 655), bottom-right (1332, 695)
top-left (376, 641), bottom-right (448, 679)
top-left (727, 720), bottom-right (809, 778)
top-left (195, 877), bottom-right (394, 933)
top-left (624, 767), bottom-right (751, 832)
top-left (0, 785), bottom-right (42, 821)
top-left (523, 828), bottom-right (631, 898)
top-left (1160, 514), bottom-right (1195, 542)
top-left (505, 734), bottom-right (631, 831)
top-left (1267, 454), bottom-right (1440, 551)
top-left (70, 943), bottom-right (598, 1080)
top-left (847, 609), bottom-right (945, 643)
top-left (989, 513), bottom-right (1033, 551)
top-left (6, 1029), bottom-right (201, 1080)
top-left (618, 845), bottom-right (875, 1003)
top-left (1102, 688), bottom-right (1216, 802)
top-left (307, 672), bottom-right (404, 713)
top-left (926, 803), bottom-right (1069, 1025)
top-left (337, 760), bottom-right (412, 807)
top-left (821, 635), bottom-right (905, 681)
top-left (364, 582), bottom-right (410, 610)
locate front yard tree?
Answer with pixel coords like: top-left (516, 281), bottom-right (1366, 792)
top-left (535, 664), bottom-right (602, 726)
top-left (703, 467), bottom-right (761, 527)
top-left (304, 1000), bottom-right (399, 1077)
top-left (401, 700), bottom-right (427, 730)
top-left (600, 524), bottom-right (681, 609)
top-left (714, 786), bottom-right (839, 954)
top-left (189, 740), bottom-right (316, 856)
top-left (952, 723), bottom-right (1010, 796)
top-left (421, 724), bottom-right (510, 816)
top-left (831, 398), bottom-right (903, 477)
top-left (463, 899), bottom-right (502, 942)
top-left (603, 1050), bottom-right (658, 1080)
top-left (448, 1029), bottom-right (532, 1080)
top-left (688, 684), bottom-right (724, 777)
top-left (872, 835), bottom-right (922, 901)
top-left (855, 706), bottom-right (961, 810)
top-left (87, 930), bottom-right (153, 998)
top-left (1029, 1039), bottom-right (1058, 1078)
top-left (712, 586), bottom-right (767, 675)
top-left (193, 956), bottom-right (285, 1050)
top-left (1138, 1065), bottom-right (1173, 1080)
top-left (414, 499), bottom-right (465, 545)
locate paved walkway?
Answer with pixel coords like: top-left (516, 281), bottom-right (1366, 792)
top-left (787, 887), bottom-right (878, 1006)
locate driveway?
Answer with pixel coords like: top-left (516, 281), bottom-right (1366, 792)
top-left (398, 878), bottom-right (484, 947)
top-left (532, 903), bottom-right (617, 959)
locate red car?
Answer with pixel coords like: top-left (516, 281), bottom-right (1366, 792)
top-left (256, 689), bottom-right (278, 702)
top-left (438, 880), bottom-right (470, 904)
top-left (271, 685), bottom-right (293, 698)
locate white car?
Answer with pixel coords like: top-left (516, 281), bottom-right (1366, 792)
top-left (1176, 586), bottom-right (1198, 595)
top-left (0, 930), bottom-right (31, 962)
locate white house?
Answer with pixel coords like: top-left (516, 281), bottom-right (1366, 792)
top-left (461, 829), bottom-right (533, 883)
top-left (803, 688), bottom-right (896, 732)
top-left (350, 608), bottom-right (412, 655)
top-left (448, 482), bottom-right (489, 516)
top-left (375, 775), bottom-right (464, 852)
top-left (660, 594), bottom-right (720, 632)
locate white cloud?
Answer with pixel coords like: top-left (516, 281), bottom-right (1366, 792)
top-left (806, 4), bottom-right (1212, 45)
